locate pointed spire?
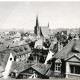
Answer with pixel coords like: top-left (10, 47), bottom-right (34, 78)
top-left (36, 14), bottom-right (39, 26)
top-left (48, 22), bottom-right (49, 27)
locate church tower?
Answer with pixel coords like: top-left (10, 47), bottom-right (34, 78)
top-left (36, 15), bottom-right (39, 27)
top-left (34, 15), bottom-right (39, 35)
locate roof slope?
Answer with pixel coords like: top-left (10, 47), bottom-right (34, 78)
top-left (31, 63), bottom-right (51, 75)
top-left (53, 40), bottom-right (75, 59)
top-left (72, 40), bottom-right (80, 52)
top-left (0, 44), bottom-right (31, 69)
top-left (10, 61), bottom-right (32, 73)
top-left (40, 27), bottom-right (50, 38)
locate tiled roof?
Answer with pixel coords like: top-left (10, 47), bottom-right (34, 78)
top-left (0, 44), bottom-right (31, 69)
top-left (31, 63), bottom-right (51, 75)
top-left (0, 45), bottom-right (7, 52)
top-left (53, 39), bottom-right (80, 60)
top-left (72, 40), bottom-right (80, 52)
top-left (10, 61), bottom-right (31, 73)
top-left (46, 69), bottom-right (54, 77)
top-left (53, 40), bottom-right (75, 59)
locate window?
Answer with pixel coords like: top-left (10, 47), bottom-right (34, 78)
top-left (20, 55), bottom-right (21, 58)
top-left (14, 56), bottom-right (16, 61)
top-left (55, 59), bottom-right (62, 72)
top-left (55, 63), bottom-right (61, 72)
top-left (10, 58), bottom-right (12, 61)
top-left (29, 70), bottom-right (33, 73)
top-left (70, 65), bottom-right (80, 74)
top-left (10, 72), bottom-right (15, 78)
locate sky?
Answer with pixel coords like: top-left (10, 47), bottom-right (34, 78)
top-left (0, 2), bottom-right (80, 30)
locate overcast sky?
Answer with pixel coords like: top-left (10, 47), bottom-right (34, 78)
top-left (0, 2), bottom-right (80, 30)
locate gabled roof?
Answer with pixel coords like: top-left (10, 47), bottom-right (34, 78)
top-left (31, 63), bottom-right (51, 75)
top-left (65, 53), bottom-right (80, 61)
top-left (55, 59), bottom-right (62, 63)
top-left (13, 62), bottom-right (51, 77)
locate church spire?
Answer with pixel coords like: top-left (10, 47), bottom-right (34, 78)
top-left (48, 22), bottom-right (49, 27)
top-left (36, 15), bottom-right (39, 26)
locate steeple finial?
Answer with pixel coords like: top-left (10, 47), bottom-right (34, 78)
top-left (36, 14), bottom-right (39, 26)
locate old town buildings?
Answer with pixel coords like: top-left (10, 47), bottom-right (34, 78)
top-left (0, 15), bottom-right (80, 79)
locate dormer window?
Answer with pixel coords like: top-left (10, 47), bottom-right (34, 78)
top-left (55, 63), bottom-right (61, 72)
top-left (55, 59), bottom-right (62, 72)
top-left (19, 47), bottom-right (23, 52)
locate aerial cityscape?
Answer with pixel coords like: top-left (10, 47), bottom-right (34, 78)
top-left (0, 2), bottom-right (80, 79)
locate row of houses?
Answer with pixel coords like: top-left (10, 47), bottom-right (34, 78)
top-left (3, 39), bottom-right (80, 79)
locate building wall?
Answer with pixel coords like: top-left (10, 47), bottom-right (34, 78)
top-left (65, 55), bottom-right (80, 78)
top-left (67, 73), bottom-right (80, 78)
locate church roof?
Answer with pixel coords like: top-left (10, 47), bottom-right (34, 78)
top-left (40, 27), bottom-right (50, 39)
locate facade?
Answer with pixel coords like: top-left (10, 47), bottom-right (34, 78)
top-left (49, 39), bottom-right (80, 79)
top-left (16, 63), bottom-right (50, 79)
top-left (2, 43), bottom-right (32, 79)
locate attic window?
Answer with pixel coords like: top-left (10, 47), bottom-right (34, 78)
top-left (55, 63), bottom-right (61, 71)
top-left (19, 47), bottom-right (23, 52)
top-left (24, 46), bottom-right (27, 50)
top-left (14, 48), bottom-right (19, 52)
top-left (55, 59), bottom-right (62, 72)
top-left (10, 58), bottom-right (12, 61)
top-left (23, 75), bottom-right (27, 79)
top-left (29, 70), bottom-right (33, 73)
